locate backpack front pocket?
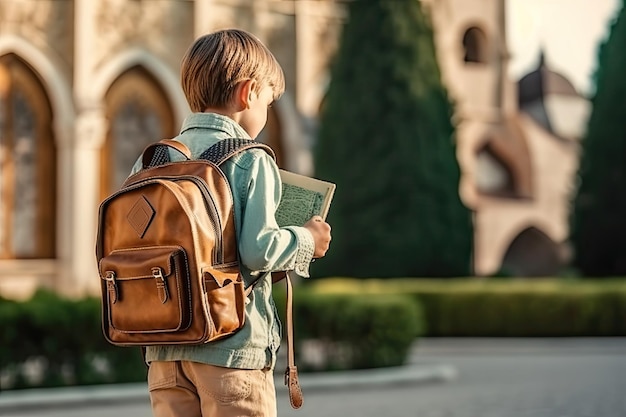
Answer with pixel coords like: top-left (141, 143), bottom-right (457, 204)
top-left (99, 246), bottom-right (192, 333)
top-left (202, 267), bottom-right (247, 341)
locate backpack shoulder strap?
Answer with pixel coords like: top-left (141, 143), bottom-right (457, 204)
top-left (142, 139), bottom-right (192, 168)
top-left (202, 139), bottom-right (302, 408)
top-left (199, 138), bottom-right (276, 165)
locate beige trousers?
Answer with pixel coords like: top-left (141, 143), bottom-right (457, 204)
top-left (148, 361), bottom-right (277, 417)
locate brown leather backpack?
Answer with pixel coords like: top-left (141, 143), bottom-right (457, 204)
top-left (96, 138), bottom-right (274, 346)
top-left (95, 138), bottom-right (303, 408)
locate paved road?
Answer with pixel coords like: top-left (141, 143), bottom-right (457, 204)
top-left (3, 338), bottom-right (626, 417)
top-left (279, 348), bottom-right (626, 417)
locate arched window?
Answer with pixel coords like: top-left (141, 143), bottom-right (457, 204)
top-left (475, 145), bottom-right (515, 196)
top-left (0, 54), bottom-right (56, 259)
top-left (462, 27), bottom-right (488, 64)
top-left (102, 66), bottom-right (176, 200)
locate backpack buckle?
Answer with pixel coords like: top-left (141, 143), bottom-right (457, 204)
top-left (152, 267), bottom-right (169, 303)
top-left (105, 271), bottom-right (118, 304)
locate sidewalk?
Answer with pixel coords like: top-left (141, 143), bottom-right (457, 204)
top-left (0, 344), bottom-right (457, 412)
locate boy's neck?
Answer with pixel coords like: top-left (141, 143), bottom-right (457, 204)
top-left (203, 107), bottom-right (244, 125)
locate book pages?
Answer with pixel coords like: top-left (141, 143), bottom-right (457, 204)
top-left (275, 170), bottom-right (336, 227)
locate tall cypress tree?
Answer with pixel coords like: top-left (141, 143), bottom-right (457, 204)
top-left (314, 0), bottom-right (472, 278)
top-left (571, 2), bottom-right (626, 276)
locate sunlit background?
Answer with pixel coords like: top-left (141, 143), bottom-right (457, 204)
top-left (0, 0), bottom-right (620, 297)
top-left (507, 0), bottom-right (618, 95)
top-left (1, 0), bottom-right (626, 415)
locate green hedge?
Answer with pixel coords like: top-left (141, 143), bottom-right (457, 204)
top-left (5, 278), bottom-right (623, 390)
top-left (0, 291), bottom-right (146, 390)
top-left (303, 278), bottom-right (626, 337)
top-left (1, 287), bottom-right (424, 390)
top-left (273, 291), bottom-right (424, 371)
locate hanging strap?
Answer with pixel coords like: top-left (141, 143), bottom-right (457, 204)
top-left (283, 271), bottom-right (303, 408)
top-left (203, 140), bottom-right (300, 408)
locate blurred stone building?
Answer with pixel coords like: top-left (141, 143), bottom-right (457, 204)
top-left (422, 0), bottom-right (590, 277)
top-left (0, 0), bottom-right (588, 299)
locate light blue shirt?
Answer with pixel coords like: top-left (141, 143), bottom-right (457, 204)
top-left (132, 113), bottom-right (315, 370)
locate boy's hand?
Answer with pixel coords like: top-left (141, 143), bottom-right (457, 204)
top-left (303, 216), bottom-right (332, 259)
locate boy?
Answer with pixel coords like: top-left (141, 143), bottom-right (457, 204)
top-left (137, 29), bottom-right (332, 417)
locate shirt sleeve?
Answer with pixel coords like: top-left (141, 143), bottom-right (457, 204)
top-left (236, 152), bottom-right (315, 278)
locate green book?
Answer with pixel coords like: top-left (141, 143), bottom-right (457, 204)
top-left (275, 169), bottom-right (336, 227)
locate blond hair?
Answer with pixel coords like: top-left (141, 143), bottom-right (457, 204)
top-left (181, 29), bottom-right (285, 113)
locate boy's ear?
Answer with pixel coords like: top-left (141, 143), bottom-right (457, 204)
top-left (236, 79), bottom-right (257, 110)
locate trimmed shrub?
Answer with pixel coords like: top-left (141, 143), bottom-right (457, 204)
top-left (303, 278), bottom-right (626, 337)
top-left (7, 277), bottom-right (625, 390)
top-left (293, 292), bottom-right (424, 370)
top-left (0, 290), bottom-right (146, 390)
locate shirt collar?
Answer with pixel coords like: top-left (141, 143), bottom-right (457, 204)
top-left (180, 112), bottom-right (252, 139)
